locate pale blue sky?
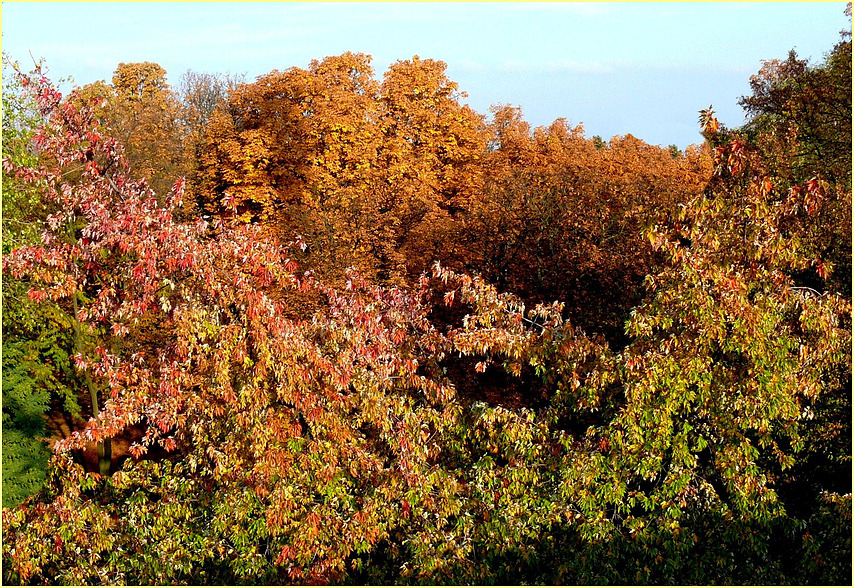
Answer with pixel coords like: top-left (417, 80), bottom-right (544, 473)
top-left (2, 2), bottom-right (849, 147)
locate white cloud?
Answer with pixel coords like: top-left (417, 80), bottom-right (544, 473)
top-left (498, 59), bottom-right (530, 73)
top-left (454, 59), bottom-right (487, 73)
top-left (546, 61), bottom-right (616, 74)
top-left (497, 59), bottom-right (615, 74)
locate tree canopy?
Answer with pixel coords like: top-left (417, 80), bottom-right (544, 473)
top-left (1, 19), bottom-right (851, 584)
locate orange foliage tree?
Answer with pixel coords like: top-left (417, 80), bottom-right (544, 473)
top-left (191, 53), bottom-right (488, 288)
top-left (467, 106), bottom-right (712, 345)
top-left (79, 62), bottom-right (184, 199)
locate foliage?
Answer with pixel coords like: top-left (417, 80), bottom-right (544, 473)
top-left (191, 53), bottom-right (488, 288)
top-left (2, 340), bottom-right (51, 509)
top-left (2, 65), bottom-right (480, 584)
top-left (2, 56), bottom-right (84, 507)
top-left (1, 31), bottom-right (850, 585)
top-left (2, 54), bottom-right (46, 252)
top-left (737, 35), bottom-right (852, 298)
top-left (1, 295), bottom-right (81, 508)
top-left (189, 58), bottom-right (711, 346)
top-left (75, 62), bottom-right (185, 200)
top-left (468, 109), bottom-right (712, 345)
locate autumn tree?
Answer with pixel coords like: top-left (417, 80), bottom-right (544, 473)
top-left (191, 54), bottom-right (488, 289)
top-left (437, 100), bottom-right (850, 584)
top-left (737, 30), bottom-right (852, 297)
top-left (375, 56), bottom-right (488, 278)
top-left (596, 109), bottom-right (851, 583)
top-left (2, 65), bottom-right (487, 585)
top-left (468, 107), bottom-right (712, 346)
top-left (192, 53), bottom-right (378, 283)
top-left (78, 62), bottom-right (184, 199)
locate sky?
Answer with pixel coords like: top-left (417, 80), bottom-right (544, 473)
top-left (2, 2), bottom-right (850, 148)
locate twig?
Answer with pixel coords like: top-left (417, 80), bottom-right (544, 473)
top-left (790, 286), bottom-right (821, 297)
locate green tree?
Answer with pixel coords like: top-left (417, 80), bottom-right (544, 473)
top-left (1, 56), bottom-right (84, 507)
top-left (737, 32), bottom-right (852, 298)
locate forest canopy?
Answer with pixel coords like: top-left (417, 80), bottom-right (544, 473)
top-left (1, 12), bottom-right (851, 585)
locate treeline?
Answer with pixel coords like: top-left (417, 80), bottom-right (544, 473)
top-left (67, 54), bottom-right (712, 343)
top-left (1, 12), bottom-right (851, 584)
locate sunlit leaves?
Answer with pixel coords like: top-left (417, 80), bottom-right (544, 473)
top-left (2, 38), bottom-right (851, 585)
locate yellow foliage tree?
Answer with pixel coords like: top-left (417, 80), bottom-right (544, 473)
top-left (192, 54), bottom-right (488, 287)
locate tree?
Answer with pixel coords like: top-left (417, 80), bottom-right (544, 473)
top-left (3, 52), bottom-right (850, 585)
top-left (192, 53), bottom-right (380, 282)
top-left (592, 107), bottom-right (851, 583)
top-left (1, 55), bottom-right (85, 507)
top-left (191, 54), bottom-right (488, 290)
top-left (376, 56), bottom-right (488, 278)
top-left (80, 62), bottom-right (184, 200)
top-left (468, 109), bottom-right (712, 347)
top-left (737, 33), bottom-right (852, 298)
top-left (2, 65), bottom-right (485, 585)
top-left (174, 69), bottom-right (244, 220)
top-left (177, 69), bottom-right (242, 143)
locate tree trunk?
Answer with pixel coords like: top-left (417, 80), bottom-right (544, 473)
top-left (73, 290), bottom-right (111, 476)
